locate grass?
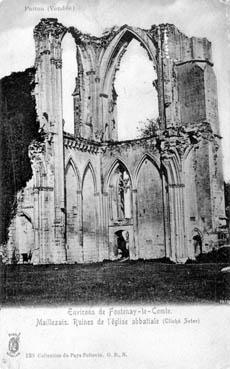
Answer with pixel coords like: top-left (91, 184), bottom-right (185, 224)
top-left (0, 260), bottom-right (229, 306)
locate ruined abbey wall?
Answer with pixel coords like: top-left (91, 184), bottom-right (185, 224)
top-left (1, 18), bottom-right (226, 264)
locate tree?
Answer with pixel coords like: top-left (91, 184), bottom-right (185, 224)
top-left (224, 181), bottom-right (230, 223)
top-left (137, 117), bottom-right (160, 138)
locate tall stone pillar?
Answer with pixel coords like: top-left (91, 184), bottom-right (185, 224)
top-left (162, 153), bottom-right (186, 262)
top-left (167, 184), bottom-right (176, 261)
top-left (33, 18), bottom-right (67, 263)
top-left (76, 190), bottom-right (83, 263)
top-left (162, 175), bottom-right (170, 258)
top-left (174, 184), bottom-right (187, 261)
top-left (78, 191), bottom-right (84, 262)
top-left (132, 189), bottom-right (138, 259)
top-left (94, 192), bottom-right (100, 262)
top-left (101, 192), bottom-right (110, 260)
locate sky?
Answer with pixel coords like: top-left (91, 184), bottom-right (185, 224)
top-left (0, 0), bottom-right (230, 179)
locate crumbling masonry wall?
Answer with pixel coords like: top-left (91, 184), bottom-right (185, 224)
top-left (1, 18), bottom-right (226, 264)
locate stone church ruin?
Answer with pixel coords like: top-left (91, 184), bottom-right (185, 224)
top-left (1, 18), bottom-right (227, 264)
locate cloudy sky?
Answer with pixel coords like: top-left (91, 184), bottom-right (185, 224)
top-left (0, 0), bottom-right (230, 179)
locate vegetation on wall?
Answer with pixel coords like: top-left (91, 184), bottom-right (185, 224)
top-left (137, 117), bottom-right (160, 138)
top-left (224, 181), bottom-right (230, 229)
top-left (0, 68), bottom-right (39, 245)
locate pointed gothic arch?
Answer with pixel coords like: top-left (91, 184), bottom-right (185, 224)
top-left (105, 157), bottom-right (133, 192)
top-left (99, 27), bottom-right (158, 140)
top-left (100, 26), bottom-right (157, 92)
top-left (65, 156), bottom-right (81, 190)
top-left (106, 159), bottom-right (133, 222)
top-left (134, 153), bottom-right (162, 188)
top-left (82, 161), bottom-right (97, 193)
top-left (65, 157), bottom-right (82, 262)
top-left (82, 160), bottom-right (98, 262)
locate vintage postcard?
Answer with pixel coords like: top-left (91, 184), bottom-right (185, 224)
top-left (0, 0), bottom-right (230, 368)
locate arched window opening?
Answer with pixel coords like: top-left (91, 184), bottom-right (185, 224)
top-left (62, 33), bottom-right (78, 134)
top-left (109, 163), bottom-right (132, 221)
top-left (82, 166), bottom-right (98, 262)
top-left (114, 39), bottom-right (158, 141)
top-left (15, 214), bottom-right (34, 263)
top-left (66, 163), bottom-right (78, 235)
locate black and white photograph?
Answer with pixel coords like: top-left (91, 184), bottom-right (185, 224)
top-left (0, 0), bottom-right (230, 368)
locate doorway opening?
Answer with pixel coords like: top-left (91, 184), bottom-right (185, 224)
top-left (193, 234), bottom-right (203, 255)
top-left (114, 230), bottom-right (129, 259)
